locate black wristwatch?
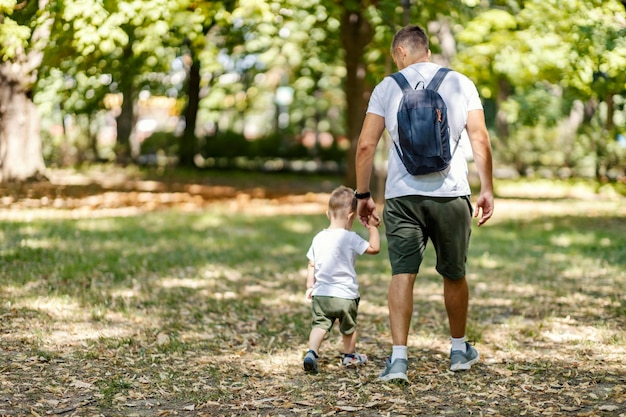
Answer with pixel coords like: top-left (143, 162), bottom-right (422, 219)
top-left (354, 190), bottom-right (371, 200)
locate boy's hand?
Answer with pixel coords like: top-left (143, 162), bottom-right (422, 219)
top-left (367, 213), bottom-right (381, 228)
top-left (305, 288), bottom-right (313, 303)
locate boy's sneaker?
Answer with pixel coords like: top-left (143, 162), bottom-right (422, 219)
top-left (450, 343), bottom-right (480, 371)
top-left (303, 349), bottom-right (319, 373)
top-left (378, 357), bottom-right (409, 382)
top-left (342, 352), bottom-right (367, 367)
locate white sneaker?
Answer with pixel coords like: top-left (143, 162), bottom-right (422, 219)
top-left (342, 352), bottom-right (367, 367)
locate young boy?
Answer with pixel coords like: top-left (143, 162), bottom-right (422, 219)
top-left (303, 185), bottom-right (380, 373)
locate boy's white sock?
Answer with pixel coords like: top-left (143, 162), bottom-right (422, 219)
top-left (391, 345), bottom-right (408, 362)
top-left (451, 337), bottom-right (467, 352)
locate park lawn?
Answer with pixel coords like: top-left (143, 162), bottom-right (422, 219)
top-left (0, 171), bottom-right (625, 416)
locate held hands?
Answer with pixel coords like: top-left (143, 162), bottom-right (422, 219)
top-left (367, 212), bottom-right (381, 228)
top-left (357, 197), bottom-right (380, 228)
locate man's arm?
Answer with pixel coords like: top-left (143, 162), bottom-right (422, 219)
top-left (466, 109), bottom-right (494, 226)
top-left (355, 113), bottom-right (385, 227)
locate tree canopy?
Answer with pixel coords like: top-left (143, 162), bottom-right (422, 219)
top-left (0, 0), bottom-right (625, 182)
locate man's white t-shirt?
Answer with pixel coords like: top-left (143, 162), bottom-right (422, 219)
top-left (366, 62), bottom-right (484, 199)
top-left (306, 228), bottom-right (370, 299)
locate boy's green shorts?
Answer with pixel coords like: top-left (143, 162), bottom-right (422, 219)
top-left (383, 195), bottom-right (473, 279)
top-left (311, 296), bottom-right (359, 335)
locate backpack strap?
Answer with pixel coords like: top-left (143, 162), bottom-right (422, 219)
top-left (426, 68), bottom-right (451, 91)
top-left (428, 68), bottom-right (463, 156)
top-left (389, 72), bottom-right (413, 93)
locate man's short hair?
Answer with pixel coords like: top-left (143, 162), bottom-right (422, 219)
top-left (392, 25), bottom-right (429, 55)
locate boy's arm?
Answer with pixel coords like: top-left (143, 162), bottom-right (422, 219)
top-left (305, 260), bottom-right (315, 301)
top-left (363, 222), bottom-right (380, 255)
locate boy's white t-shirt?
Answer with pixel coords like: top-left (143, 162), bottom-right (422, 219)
top-left (306, 228), bottom-right (370, 300)
top-left (367, 62), bottom-right (484, 199)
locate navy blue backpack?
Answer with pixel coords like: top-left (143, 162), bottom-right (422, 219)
top-left (389, 68), bottom-right (456, 175)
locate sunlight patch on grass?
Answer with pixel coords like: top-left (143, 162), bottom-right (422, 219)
top-left (541, 318), bottom-right (608, 343)
top-left (495, 179), bottom-right (621, 200)
top-left (199, 265), bottom-right (243, 281)
top-left (475, 252), bottom-right (500, 269)
top-left (16, 236), bottom-right (54, 250)
top-left (271, 244), bottom-right (301, 257)
top-left (0, 207), bottom-right (144, 220)
top-left (212, 291), bottom-right (238, 300)
top-left (190, 215), bottom-right (226, 229)
top-left (474, 281), bottom-right (538, 297)
top-left (410, 335), bottom-right (449, 354)
top-left (47, 323), bottom-right (139, 347)
top-left (251, 350), bottom-right (305, 375)
top-left (490, 199), bottom-right (626, 223)
top-left (550, 232), bottom-right (598, 247)
top-left (6, 297), bottom-right (148, 347)
top-left (561, 262), bottom-right (619, 280)
top-left (359, 301), bottom-right (388, 317)
top-left (158, 277), bottom-right (213, 289)
top-left (29, 296), bottom-right (83, 319)
top-left (3, 281), bottom-right (46, 297)
top-left (262, 292), bottom-right (305, 307)
top-left (281, 219), bottom-right (315, 234)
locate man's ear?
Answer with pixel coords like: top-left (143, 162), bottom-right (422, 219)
top-left (396, 45), bottom-right (407, 61)
top-left (348, 211), bottom-right (355, 221)
top-left (326, 210), bottom-right (331, 220)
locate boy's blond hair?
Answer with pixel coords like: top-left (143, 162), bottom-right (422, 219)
top-left (328, 186), bottom-right (357, 219)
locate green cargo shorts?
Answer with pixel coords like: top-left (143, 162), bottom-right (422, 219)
top-left (383, 195), bottom-right (473, 279)
top-left (311, 296), bottom-right (359, 335)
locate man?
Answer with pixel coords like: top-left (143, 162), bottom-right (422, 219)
top-left (355, 24), bottom-right (494, 382)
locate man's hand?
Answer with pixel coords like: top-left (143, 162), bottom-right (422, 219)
top-left (357, 197), bottom-right (380, 228)
top-left (474, 190), bottom-right (494, 227)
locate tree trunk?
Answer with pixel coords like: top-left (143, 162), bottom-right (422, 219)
top-left (0, 0), bottom-right (50, 182)
top-left (179, 54), bottom-right (201, 167)
top-left (115, 44), bottom-right (135, 164)
top-left (496, 77), bottom-right (510, 141)
top-left (340, 9), bottom-right (374, 189)
top-left (0, 66), bottom-right (47, 182)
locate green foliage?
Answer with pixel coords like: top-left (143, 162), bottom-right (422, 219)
top-left (502, 84), bottom-right (564, 127)
top-left (200, 131), bottom-right (315, 161)
top-left (454, 0), bottom-right (626, 177)
top-left (3, 0), bottom-right (624, 177)
top-left (0, 17), bottom-right (30, 60)
top-left (140, 131), bottom-right (180, 156)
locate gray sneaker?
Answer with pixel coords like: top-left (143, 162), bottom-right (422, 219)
top-left (378, 357), bottom-right (409, 382)
top-left (303, 350), bottom-right (319, 373)
top-left (450, 343), bottom-right (479, 371)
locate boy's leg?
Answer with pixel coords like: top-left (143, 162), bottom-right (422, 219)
top-left (341, 330), bottom-right (357, 354)
top-left (304, 327), bottom-right (327, 373)
top-left (308, 327), bottom-right (327, 354)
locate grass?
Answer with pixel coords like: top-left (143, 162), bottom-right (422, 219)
top-left (0, 171), bottom-right (625, 415)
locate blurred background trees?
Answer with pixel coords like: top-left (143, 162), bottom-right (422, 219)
top-left (1, 0), bottom-right (624, 184)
